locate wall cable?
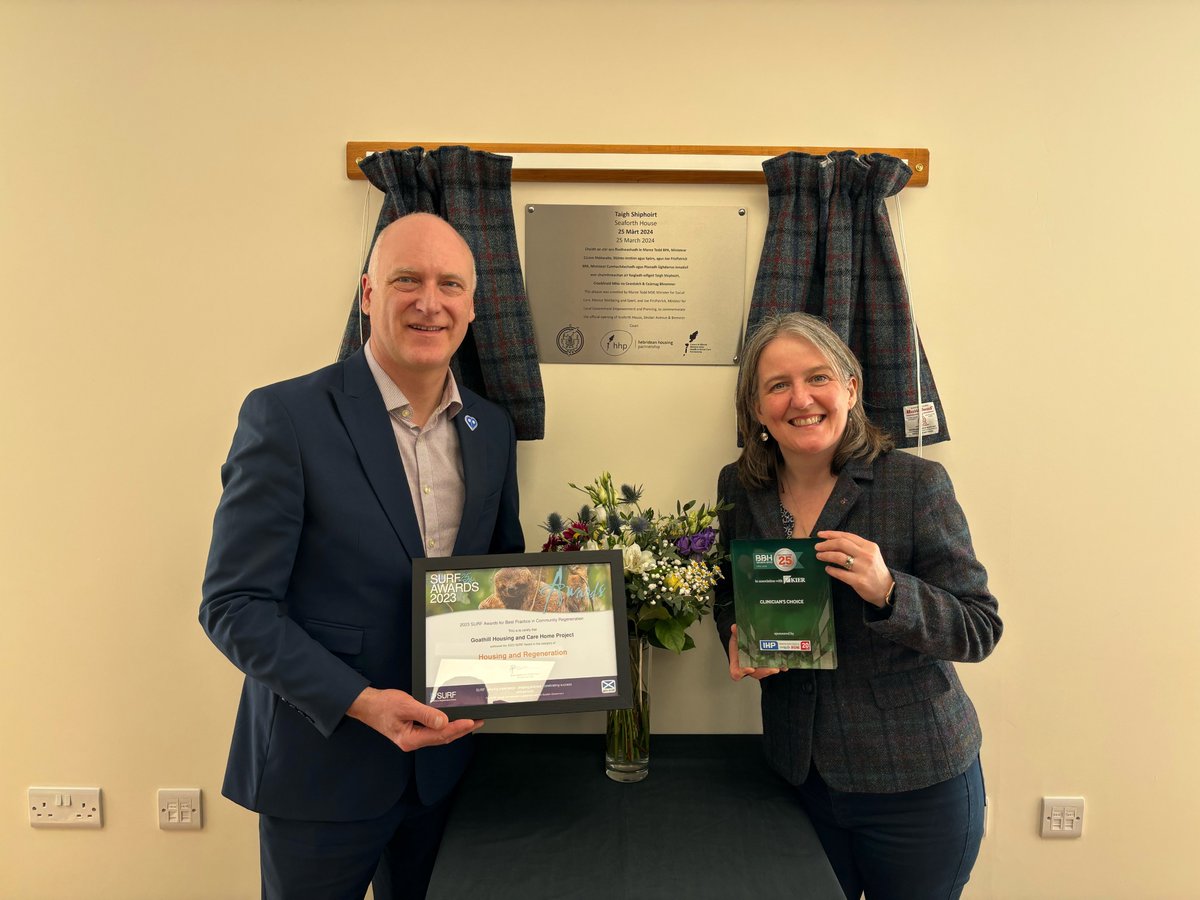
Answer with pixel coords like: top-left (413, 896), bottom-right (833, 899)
top-left (892, 192), bottom-right (924, 457)
top-left (353, 177), bottom-right (374, 355)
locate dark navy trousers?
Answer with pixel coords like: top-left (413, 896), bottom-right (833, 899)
top-left (797, 757), bottom-right (985, 900)
top-left (259, 781), bottom-right (454, 900)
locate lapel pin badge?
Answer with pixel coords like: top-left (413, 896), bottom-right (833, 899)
top-left (464, 415), bottom-right (478, 432)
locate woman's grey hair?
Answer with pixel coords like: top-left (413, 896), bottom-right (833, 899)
top-left (734, 312), bottom-right (893, 487)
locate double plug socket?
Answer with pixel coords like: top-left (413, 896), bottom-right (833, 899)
top-left (28, 787), bottom-right (102, 827)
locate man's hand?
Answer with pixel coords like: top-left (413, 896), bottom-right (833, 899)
top-left (347, 686), bottom-right (482, 751)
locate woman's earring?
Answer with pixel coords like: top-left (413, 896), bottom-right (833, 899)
top-left (759, 426), bottom-right (769, 442)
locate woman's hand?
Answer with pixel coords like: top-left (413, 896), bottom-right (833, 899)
top-left (815, 530), bottom-right (895, 608)
top-left (728, 624), bottom-right (783, 681)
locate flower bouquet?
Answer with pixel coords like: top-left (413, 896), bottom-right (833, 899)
top-left (542, 472), bottom-right (728, 781)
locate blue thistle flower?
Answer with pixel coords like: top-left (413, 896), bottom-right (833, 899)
top-left (578, 504), bottom-right (592, 523)
top-left (629, 515), bottom-right (650, 536)
top-left (544, 512), bottom-right (565, 534)
top-left (606, 508), bottom-right (622, 531)
top-left (620, 483), bottom-right (643, 504)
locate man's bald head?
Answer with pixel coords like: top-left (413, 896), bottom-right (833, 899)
top-left (365, 213), bottom-right (476, 292)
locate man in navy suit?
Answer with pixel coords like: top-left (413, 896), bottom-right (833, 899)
top-left (201, 213), bottom-right (524, 899)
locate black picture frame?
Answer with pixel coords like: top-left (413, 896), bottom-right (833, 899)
top-left (412, 550), bottom-right (632, 720)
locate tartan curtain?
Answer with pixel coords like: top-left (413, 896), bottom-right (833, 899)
top-left (748, 150), bottom-right (948, 448)
top-left (339, 146), bottom-right (545, 441)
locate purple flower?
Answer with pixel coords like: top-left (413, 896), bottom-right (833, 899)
top-left (675, 528), bottom-right (715, 558)
top-left (688, 527), bottom-right (716, 556)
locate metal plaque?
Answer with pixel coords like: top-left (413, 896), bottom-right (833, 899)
top-left (524, 205), bottom-right (747, 365)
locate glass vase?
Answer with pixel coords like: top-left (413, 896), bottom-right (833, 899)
top-left (605, 634), bottom-right (651, 782)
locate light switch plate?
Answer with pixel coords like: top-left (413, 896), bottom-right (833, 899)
top-left (1041, 796), bottom-right (1084, 838)
top-left (158, 788), bottom-right (202, 830)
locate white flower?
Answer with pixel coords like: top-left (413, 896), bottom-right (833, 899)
top-left (623, 543), bottom-right (655, 575)
top-left (582, 539), bottom-right (600, 551)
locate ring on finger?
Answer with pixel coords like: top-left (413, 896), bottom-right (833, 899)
top-left (842, 555), bottom-right (855, 571)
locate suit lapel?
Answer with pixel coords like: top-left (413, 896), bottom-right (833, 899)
top-left (745, 458), bottom-right (873, 538)
top-left (452, 395), bottom-right (487, 555)
top-left (813, 458), bottom-right (872, 534)
top-left (745, 483), bottom-right (786, 539)
top-left (331, 351), bottom-right (424, 561)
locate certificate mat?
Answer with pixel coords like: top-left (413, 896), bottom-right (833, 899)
top-left (412, 551), bottom-right (632, 720)
top-left (730, 539), bottom-right (837, 669)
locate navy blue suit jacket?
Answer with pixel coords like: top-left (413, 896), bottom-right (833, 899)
top-left (200, 349), bottom-right (523, 821)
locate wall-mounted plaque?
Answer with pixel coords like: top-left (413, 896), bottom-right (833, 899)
top-left (525, 204), bottom-right (748, 365)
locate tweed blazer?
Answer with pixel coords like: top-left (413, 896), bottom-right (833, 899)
top-left (714, 451), bottom-right (1001, 793)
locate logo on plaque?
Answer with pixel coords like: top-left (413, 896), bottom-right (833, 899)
top-left (556, 325), bottom-right (585, 356)
top-left (601, 330), bottom-right (632, 356)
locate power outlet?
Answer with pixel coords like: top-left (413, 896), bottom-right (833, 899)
top-left (1041, 796), bottom-right (1085, 838)
top-left (158, 788), bottom-right (202, 830)
top-left (29, 787), bottom-right (102, 828)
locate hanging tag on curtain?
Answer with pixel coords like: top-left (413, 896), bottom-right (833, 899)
top-left (903, 403), bottom-right (941, 438)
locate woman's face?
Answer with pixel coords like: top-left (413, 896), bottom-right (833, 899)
top-left (755, 334), bottom-right (857, 466)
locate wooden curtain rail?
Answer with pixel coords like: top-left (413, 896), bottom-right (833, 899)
top-left (345, 142), bottom-right (930, 187)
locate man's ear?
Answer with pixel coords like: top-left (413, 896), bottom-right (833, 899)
top-left (360, 273), bottom-right (373, 315)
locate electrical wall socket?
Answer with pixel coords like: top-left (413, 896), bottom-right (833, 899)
top-left (158, 788), bottom-right (202, 830)
top-left (29, 787), bottom-right (102, 828)
top-left (1041, 796), bottom-right (1085, 838)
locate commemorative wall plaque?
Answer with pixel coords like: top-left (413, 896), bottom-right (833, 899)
top-left (524, 204), bottom-right (748, 365)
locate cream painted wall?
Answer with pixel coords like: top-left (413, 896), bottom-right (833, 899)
top-left (2, 1), bottom-right (1196, 897)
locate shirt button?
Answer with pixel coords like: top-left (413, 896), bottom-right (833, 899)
top-left (427, 539), bottom-right (435, 549)
top-left (423, 485), bottom-right (431, 494)
top-left (401, 408), bottom-right (412, 419)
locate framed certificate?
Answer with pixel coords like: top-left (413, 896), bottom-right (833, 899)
top-left (412, 550), bottom-right (632, 720)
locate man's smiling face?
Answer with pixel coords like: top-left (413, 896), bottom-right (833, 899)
top-left (361, 214), bottom-right (476, 384)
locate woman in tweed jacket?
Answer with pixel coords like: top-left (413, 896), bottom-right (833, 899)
top-left (714, 313), bottom-right (1002, 900)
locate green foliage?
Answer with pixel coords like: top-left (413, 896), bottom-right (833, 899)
top-left (543, 471), bottom-right (731, 654)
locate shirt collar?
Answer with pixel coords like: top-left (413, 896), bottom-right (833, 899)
top-left (363, 344), bottom-right (463, 423)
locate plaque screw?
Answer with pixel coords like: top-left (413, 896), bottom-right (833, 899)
top-left (915, 163), bottom-right (925, 173)
top-left (527, 205), bottom-right (536, 214)
top-left (738, 208), bottom-right (746, 216)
